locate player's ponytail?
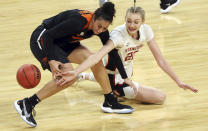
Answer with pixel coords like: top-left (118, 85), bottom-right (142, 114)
top-left (94, 2), bottom-right (116, 23)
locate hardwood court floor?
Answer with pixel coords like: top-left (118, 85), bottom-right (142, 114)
top-left (0, 0), bottom-right (207, 130)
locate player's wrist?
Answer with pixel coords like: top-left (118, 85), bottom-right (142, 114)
top-left (124, 78), bottom-right (131, 81)
top-left (48, 60), bottom-right (56, 64)
top-left (73, 69), bottom-right (80, 77)
top-left (176, 80), bottom-right (183, 86)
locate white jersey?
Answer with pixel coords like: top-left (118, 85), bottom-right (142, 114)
top-left (103, 24), bottom-right (154, 84)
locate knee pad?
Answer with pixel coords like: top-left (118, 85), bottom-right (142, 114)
top-left (123, 82), bottom-right (139, 99)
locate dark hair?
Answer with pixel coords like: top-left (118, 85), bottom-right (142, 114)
top-left (94, 2), bottom-right (116, 23)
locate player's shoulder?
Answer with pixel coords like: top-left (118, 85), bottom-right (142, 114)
top-left (68, 9), bottom-right (93, 30)
top-left (113, 24), bottom-right (126, 32)
top-left (140, 24), bottom-right (154, 41)
top-left (140, 24), bottom-right (152, 31)
top-left (111, 24), bottom-right (126, 36)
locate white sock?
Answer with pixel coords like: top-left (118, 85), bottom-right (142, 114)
top-left (88, 72), bottom-right (96, 82)
top-left (77, 72), bottom-right (88, 81)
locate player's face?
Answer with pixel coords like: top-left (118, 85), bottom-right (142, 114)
top-left (125, 12), bottom-right (144, 35)
top-left (92, 18), bottom-right (110, 34)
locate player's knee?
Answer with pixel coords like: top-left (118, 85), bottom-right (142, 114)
top-left (123, 86), bottom-right (138, 99)
top-left (156, 92), bottom-right (166, 105)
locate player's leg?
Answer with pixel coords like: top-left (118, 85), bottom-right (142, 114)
top-left (67, 45), bottom-right (111, 94)
top-left (135, 84), bottom-right (166, 104)
top-left (14, 25), bottom-right (77, 127)
top-left (122, 82), bottom-right (166, 104)
top-left (160, 0), bottom-right (181, 13)
top-left (105, 72), bottom-right (166, 105)
top-left (79, 72), bottom-right (166, 104)
top-left (30, 32), bottom-right (80, 101)
top-left (36, 63), bottom-right (77, 100)
top-left (13, 63), bottom-right (76, 127)
top-left (68, 44), bottom-right (134, 113)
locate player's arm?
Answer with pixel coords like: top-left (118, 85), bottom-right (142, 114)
top-left (98, 30), bottom-right (137, 89)
top-left (74, 39), bottom-right (115, 74)
top-left (41, 16), bottom-right (86, 61)
top-left (147, 38), bottom-right (198, 93)
top-left (56, 39), bottom-right (115, 86)
top-left (98, 31), bottom-right (128, 79)
top-left (41, 16), bottom-right (86, 76)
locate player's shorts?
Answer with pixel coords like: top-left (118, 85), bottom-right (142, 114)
top-left (108, 74), bottom-right (140, 99)
top-left (30, 25), bottom-right (80, 71)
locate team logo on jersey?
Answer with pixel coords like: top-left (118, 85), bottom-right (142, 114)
top-left (80, 32), bottom-right (84, 36)
top-left (125, 44), bottom-right (143, 53)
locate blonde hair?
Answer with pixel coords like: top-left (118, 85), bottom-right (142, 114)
top-left (126, 6), bottom-right (145, 20)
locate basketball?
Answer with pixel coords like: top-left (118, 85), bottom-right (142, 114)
top-left (16, 64), bottom-right (41, 89)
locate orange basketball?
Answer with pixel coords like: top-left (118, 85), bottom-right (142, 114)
top-left (16, 64), bottom-right (41, 89)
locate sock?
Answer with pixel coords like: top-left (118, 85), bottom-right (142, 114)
top-left (28, 94), bottom-right (41, 108)
top-left (104, 92), bottom-right (117, 104)
top-left (88, 72), bottom-right (96, 81)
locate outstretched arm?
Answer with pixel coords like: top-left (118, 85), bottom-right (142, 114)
top-left (147, 38), bottom-right (198, 93)
top-left (56, 40), bottom-right (115, 86)
top-left (99, 30), bottom-right (128, 79)
top-left (106, 49), bottom-right (137, 91)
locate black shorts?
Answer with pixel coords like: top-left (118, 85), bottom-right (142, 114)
top-left (30, 25), bottom-right (80, 71)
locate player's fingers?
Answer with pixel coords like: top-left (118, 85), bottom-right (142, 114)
top-left (53, 74), bottom-right (56, 80)
top-left (129, 83), bottom-right (137, 94)
top-left (56, 78), bottom-right (65, 86)
top-left (194, 89), bottom-right (198, 93)
top-left (54, 72), bottom-right (61, 80)
top-left (52, 71), bottom-right (59, 79)
top-left (189, 87), bottom-right (198, 93)
top-left (56, 68), bottom-right (62, 73)
top-left (183, 85), bottom-right (198, 93)
top-left (59, 76), bottom-right (74, 86)
top-left (58, 63), bottom-right (64, 70)
top-left (60, 80), bottom-right (69, 87)
top-left (62, 71), bottom-right (71, 75)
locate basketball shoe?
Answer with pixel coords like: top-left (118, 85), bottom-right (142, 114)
top-left (101, 92), bottom-right (134, 114)
top-left (14, 98), bottom-right (37, 127)
top-left (160, 0), bottom-right (181, 13)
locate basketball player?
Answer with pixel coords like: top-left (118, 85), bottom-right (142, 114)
top-left (60, 6), bottom-right (198, 105)
top-left (99, 0), bottom-right (182, 13)
top-left (13, 2), bottom-right (134, 128)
